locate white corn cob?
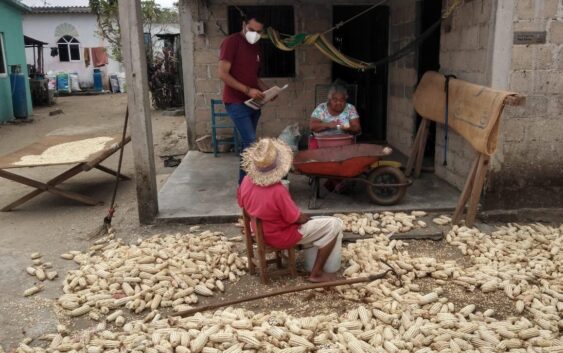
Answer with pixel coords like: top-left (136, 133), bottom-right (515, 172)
top-left (237, 330), bottom-right (260, 348)
top-left (195, 284), bottom-right (214, 296)
top-left (69, 304), bottom-right (91, 317)
top-left (288, 334), bottom-right (315, 348)
top-left (418, 292), bottom-right (439, 305)
top-left (35, 268), bottom-right (46, 281)
top-left (25, 267), bottom-right (36, 276)
top-left (23, 285), bottom-right (43, 297)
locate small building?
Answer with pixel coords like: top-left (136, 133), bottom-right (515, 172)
top-left (178, 0), bottom-right (563, 211)
top-left (0, 0), bottom-right (33, 122)
top-left (22, 6), bottom-right (121, 89)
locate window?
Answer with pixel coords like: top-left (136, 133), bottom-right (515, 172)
top-left (57, 35), bottom-right (80, 62)
top-left (228, 6), bottom-right (295, 78)
top-left (0, 34), bottom-right (6, 75)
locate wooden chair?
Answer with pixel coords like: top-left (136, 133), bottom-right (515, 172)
top-left (242, 210), bottom-right (298, 284)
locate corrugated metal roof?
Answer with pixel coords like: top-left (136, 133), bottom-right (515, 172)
top-left (29, 5), bottom-right (91, 14)
top-left (2, 0), bottom-right (32, 12)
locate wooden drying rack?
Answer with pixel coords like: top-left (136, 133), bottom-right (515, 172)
top-left (405, 95), bottom-right (525, 227)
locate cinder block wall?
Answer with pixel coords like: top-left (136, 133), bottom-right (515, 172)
top-left (386, 0), bottom-right (419, 157)
top-left (191, 0), bottom-right (332, 139)
top-left (484, 0), bottom-right (563, 209)
top-left (436, 0), bottom-right (495, 190)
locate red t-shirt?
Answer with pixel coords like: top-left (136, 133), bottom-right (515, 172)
top-left (237, 176), bottom-right (302, 249)
top-left (219, 33), bottom-right (261, 104)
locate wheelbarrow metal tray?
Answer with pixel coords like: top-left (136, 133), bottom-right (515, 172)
top-left (293, 144), bottom-right (386, 178)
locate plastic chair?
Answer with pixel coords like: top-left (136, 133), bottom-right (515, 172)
top-left (242, 209), bottom-right (298, 284)
top-left (210, 99), bottom-right (240, 157)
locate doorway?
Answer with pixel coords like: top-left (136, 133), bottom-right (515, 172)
top-left (417, 0), bottom-right (442, 163)
top-left (332, 5), bottom-right (389, 143)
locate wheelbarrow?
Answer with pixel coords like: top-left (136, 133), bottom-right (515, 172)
top-left (292, 144), bottom-right (412, 209)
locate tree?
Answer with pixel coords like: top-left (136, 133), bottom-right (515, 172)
top-left (89, 0), bottom-right (178, 62)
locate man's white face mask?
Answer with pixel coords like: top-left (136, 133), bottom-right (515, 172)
top-left (244, 27), bottom-right (261, 44)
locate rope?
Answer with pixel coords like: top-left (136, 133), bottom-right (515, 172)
top-left (442, 0), bottom-right (463, 19)
top-left (443, 75), bottom-right (456, 166)
top-left (322, 0), bottom-right (388, 35)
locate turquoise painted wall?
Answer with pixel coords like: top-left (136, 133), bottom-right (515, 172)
top-left (0, 0), bottom-right (33, 122)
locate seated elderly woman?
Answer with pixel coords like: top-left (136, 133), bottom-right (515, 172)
top-left (309, 82), bottom-right (361, 148)
top-left (309, 83), bottom-right (361, 192)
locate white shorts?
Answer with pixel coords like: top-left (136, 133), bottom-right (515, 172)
top-left (298, 216), bottom-right (344, 248)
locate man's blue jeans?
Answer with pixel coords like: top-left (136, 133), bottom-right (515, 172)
top-left (225, 103), bottom-right (261, 184)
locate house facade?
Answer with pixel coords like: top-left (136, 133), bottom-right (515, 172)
top-left (22, 6), bottom-right (121, 89)
top-left (179, 0), bottom-right (563, 210)
top-left (0, 0), bottom-right (33, 122)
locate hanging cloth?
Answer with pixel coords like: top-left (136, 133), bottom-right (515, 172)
top-left (84, 48), bottom-right (91, 67)
top-left (91, 47), bottom-right (108, 67)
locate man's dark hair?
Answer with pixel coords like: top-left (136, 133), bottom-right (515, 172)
top-left (242, 8), bottom-right (265, 25)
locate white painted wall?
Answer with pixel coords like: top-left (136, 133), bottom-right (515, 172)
top-left (22, 12), bottom-right (122, 88)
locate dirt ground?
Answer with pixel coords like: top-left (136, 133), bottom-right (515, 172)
top-left (0, 94), bottom-right (193, 348)
top-left (0, 95), bottom-right (559, 350)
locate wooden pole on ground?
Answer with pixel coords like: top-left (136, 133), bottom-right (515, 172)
top-left (452, 155), bottom-right (479, 224)
top-left (118, 0), bottom-right (158, 224)
top-left (465, 153), bottom-right (490, 227)
top-left (414, 119), bottom-right (430, 178)
top-left (405, 119), bottom-right (425, 177)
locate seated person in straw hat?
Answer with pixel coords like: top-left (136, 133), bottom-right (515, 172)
top-left (237, 138), bottom-right (343, 283)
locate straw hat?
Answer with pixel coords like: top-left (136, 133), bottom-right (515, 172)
top-left (241, 138), bottom-right (293, 186)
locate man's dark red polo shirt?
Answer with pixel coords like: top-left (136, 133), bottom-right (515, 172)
top-left (219, 33), bottom-right (261, 104)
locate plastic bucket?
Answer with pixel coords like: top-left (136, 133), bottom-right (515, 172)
top-left (303, 237), bottom-right (342, 273)
top-left (316, 135), bottom-right (354, 148)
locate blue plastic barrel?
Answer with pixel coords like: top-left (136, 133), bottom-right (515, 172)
top-left (93, 68), bottom-right (103, 92)
top-left (9, 65), bottom-right (28, 119)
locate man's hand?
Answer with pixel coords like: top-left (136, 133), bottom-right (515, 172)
top-left (248, 88), bottom-right (265, 100)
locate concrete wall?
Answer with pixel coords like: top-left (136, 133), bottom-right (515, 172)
top-left (186, 0), bottom-right (335, 139)
top-left (22, 13), bottom-right (121, 88)
top-left (386, 0), bottom-right (418, 157)
top-left (435, 0), bottom-right (496, 190)
top-left (484, 0), bottom-right (563, 209)
top-left (0, 0), bottom-right (33, 122)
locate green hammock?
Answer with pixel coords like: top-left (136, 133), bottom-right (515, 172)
top-left (267, 28), bottom-right (372, 70)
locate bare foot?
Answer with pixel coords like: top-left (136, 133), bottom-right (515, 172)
top-left (307, 272), bottom-right (338, 283)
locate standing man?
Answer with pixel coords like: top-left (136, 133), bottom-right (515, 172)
top-left (218, 10), bottom-right (270, 184)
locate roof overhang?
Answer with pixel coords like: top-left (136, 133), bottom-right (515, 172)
top-left (24, 35), bottom-right (48, 47)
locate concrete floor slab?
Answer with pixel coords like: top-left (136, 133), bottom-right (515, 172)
top-left (157, 151), bottom-right (460, 223)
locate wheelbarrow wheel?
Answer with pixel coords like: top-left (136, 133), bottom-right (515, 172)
top-left (367, 166), bottom-right (407, 205)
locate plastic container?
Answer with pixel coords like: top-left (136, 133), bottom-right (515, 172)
top-left (316, 134), bottom-right (354, 148)
top-left (56, 72), bottom-right (70, 93)
top-left (93, 68), bottom-right (103, 92)
top-left (69, 73), bottom-right (81, 91)
top-left (303, 237), bottom-right (341, 273)
top-left (117, 72), bottom-right (127, 93)
top-left (46, 71), bottom-right (57, 91)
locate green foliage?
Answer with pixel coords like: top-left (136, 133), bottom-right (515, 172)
top-left (89, 0), bottom-right (179, 62)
